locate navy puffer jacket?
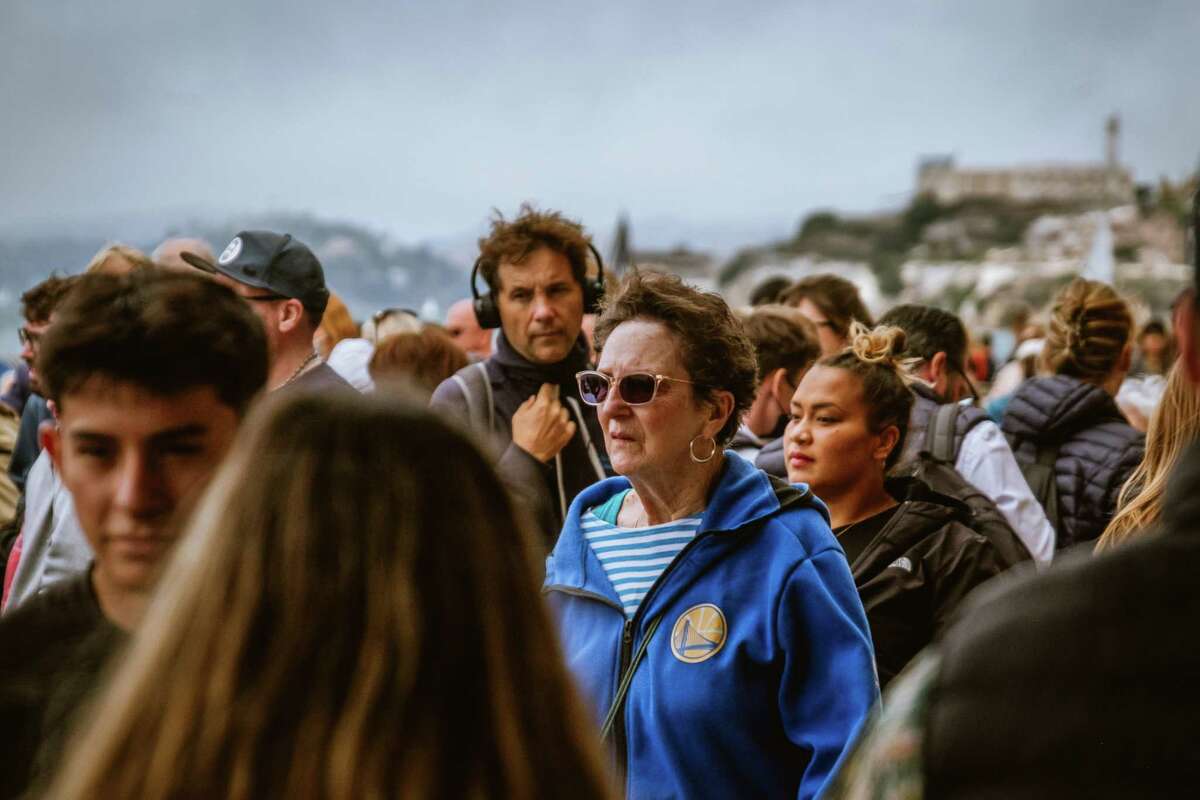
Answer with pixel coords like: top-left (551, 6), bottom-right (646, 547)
top-left (1002, 375), bottom-right (1143, 549)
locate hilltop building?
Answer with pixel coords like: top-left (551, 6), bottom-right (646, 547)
top-left (917, 115), bottom-right (1134, 206)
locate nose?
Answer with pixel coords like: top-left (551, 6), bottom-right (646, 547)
top-left (112, 451), bottom-right (169, 520)
top-left (531, 292), bottom-right (557, 322)
top-left (20, 341), bottom-right (35, 364)
top-left (598, 379), bottom-right (630, 419)
top-left (785, 415), bottom-right (810, 445)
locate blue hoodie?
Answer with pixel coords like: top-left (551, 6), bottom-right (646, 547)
top-left (545, 452), bottom-right (878, 799)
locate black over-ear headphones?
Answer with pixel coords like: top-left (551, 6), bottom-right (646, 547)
top-left (470, 242), bottom-right (607, 330)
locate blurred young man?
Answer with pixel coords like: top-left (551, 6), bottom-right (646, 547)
top-left (0, 271), bottom-right (267, 799)
top-left (431, 205), bottom-right (607, 542)
top-left (730, 305), bottom-right (820, 468)
top-left (879, 303), bottom-right (1055, 565)
top-left (9, 276), bottom-right (78, 491)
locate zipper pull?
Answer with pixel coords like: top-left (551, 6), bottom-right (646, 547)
top-left (622, 619), bottom-right (634, 645)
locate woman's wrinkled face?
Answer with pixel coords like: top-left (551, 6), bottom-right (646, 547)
top-left (596, 319), bottom-right (716, 480)
top-left (784, 365), bottom-right (896, 497)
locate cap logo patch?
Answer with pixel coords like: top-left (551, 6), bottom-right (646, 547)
top-left (670, 603), bottom-right (727, 663)
top-left (218, 236), bottom-right (243, 266)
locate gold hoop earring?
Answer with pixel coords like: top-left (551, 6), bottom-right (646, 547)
top-left (689, 435), bottom-right (718, 464)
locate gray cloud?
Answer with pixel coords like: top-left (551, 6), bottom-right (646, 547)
top-left (1, 0), bottom-right (1197, 245)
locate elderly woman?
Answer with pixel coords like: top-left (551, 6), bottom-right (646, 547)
top-left (544, 271), bottom-right (877, 800)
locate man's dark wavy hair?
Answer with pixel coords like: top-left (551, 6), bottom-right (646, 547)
top-left (38, 271), bottom-right (268, 414)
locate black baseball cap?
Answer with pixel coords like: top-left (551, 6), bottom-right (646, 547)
top-left (182, 231), bottom-right (330, 314)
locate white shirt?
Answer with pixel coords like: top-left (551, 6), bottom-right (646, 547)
top-left (955, 420), bottom-right (1056, 566)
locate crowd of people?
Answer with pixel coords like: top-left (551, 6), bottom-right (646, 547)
top-left (0, 194), bottom-right (1195, 799)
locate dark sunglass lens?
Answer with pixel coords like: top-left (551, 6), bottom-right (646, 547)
top-left (578, 374), bottom-right (609, 404)
top-left (619, 374), bottom-right (657, 404)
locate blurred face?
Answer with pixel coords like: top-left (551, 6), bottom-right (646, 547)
top-left (794, 297), bottom-right (846, 356)
top-left (44, 380), bottom-right (239, 595)
top-left (1140, 332), bottom-right (1167, 359)
top-left (744, 367), bottom-right (803, 438)
top-left (495, 248), bottom-right (583, 365)
top-left (784, 365), bottom-right (897, 497)
top-left (20, 318), bottom-right (50, 392)
top-left (595, 319), bottom-right (721, 480)
top-left (445, 299), bottom-right (493, 359)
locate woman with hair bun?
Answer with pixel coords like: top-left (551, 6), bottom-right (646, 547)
top-left (785, 323), bottom-right (1012, 687)
top-left (1002, 278), bottom-right (1145, 549)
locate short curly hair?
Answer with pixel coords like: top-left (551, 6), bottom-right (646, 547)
top-left (477, 204), bottom-right (591, 292)
top-left (21, 275), bottom-right (79, 324)
top-left (594, 270), bottom-right (757, 446)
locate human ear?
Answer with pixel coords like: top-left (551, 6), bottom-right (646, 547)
top-left (41, 422), bottom-right (63, 474)
top-left (928, 351), bottom-right (948, 395)
top-left (277, 299), bottom-right (304, 334)
top-left (703, 389), bottom-right (736, 440)
top-left (872, 425), bottom-right (900, 465)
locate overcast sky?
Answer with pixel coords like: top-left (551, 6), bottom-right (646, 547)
top-left (2, 0), bottom-right (1198, 249)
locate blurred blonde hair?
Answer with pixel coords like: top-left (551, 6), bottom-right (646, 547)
top-left (1041, 278), bottom-right (1132, 383)
top-left (85, 244), bottom-right (156, 275)
top-left (51, 392), bottom-right (612, 800)
top-left (1096, 363), bottom-right (1200, 552)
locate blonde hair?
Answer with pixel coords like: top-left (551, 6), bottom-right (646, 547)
top-left (819, 322), bottom-right (915, 468)
top-left (1041, 278), bottom-right (1132, 383)
top-left (1096, 363), bottom-right (1200, 552)
top-left (52, 392), bottom-right (612, 800)
top-left (315, 291), bottom-right (359, 358)
top-left (85, 243), bottom-right (156, 275)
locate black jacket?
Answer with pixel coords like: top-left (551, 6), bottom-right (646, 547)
top-left (430, 332), bottom-right (607, 546)
top-left (924, 441), bottom-right (1200, 799)
top-left (1002, 374), bottom-right (1143, 549)
top-left (848, 478), bottom-right (1011, 689)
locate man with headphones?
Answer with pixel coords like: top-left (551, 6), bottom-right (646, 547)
top-left (431, 205), bottom-right (608, 547)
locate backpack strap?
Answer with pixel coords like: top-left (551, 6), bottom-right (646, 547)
top-left (449, 361), bottom-right (496, 434)
top-left (600, 614), bottom-right (664, 742)
top-left (924, 403), bottom-right (960, 463)
top-left (1035, 443), bottom-right (1062, 534)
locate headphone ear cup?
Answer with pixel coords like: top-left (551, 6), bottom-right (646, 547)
top-left (583, 277), bottom-right (604, 315)
top-left (474, 293), bottom-right (501, 329)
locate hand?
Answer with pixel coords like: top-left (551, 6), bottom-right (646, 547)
top-left (511, 383), bottom-right (576, 463)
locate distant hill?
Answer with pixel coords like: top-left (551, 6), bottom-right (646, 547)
top-left (0, 213), bottom-right (471, 360)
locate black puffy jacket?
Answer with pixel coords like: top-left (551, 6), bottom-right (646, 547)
top-left (1002, 375), bottom-right (1143, 549)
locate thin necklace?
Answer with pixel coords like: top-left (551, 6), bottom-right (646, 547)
top-left (833, 502), bottom-right (896, 539)
top-left (281, 350), bottom-right (319, 388)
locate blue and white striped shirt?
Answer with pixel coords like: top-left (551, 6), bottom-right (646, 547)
top-left (582, 492), bottom-right (703, 617)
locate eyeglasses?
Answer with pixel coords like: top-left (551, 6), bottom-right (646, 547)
top-left (243, 292), bottom-right (289, 303)
top-left (575, 370), bottom-right (697, 406)
top-left (17, 327), bottom-right (41, 347)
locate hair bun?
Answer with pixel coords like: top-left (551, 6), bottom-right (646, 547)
top-left (847, 322), bottom-right (907, 366)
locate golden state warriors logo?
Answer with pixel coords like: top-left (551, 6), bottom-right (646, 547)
top-left (670, 604), bottom-right (727, 663)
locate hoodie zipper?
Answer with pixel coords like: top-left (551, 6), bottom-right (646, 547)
top-left (607, 528), bottom-right (723, 780)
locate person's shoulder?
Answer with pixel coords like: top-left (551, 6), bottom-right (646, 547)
top-left (292, 361), bottom-right (356, 393)
top-left (759, 487), bottom-right (841, 562)
top-left (941, 531), bottom-right (1197, 676)
top-left (0, 574), bottom-right (101, 672)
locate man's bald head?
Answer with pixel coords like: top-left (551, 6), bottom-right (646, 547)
top-left (152, 238), bottom-right (215, 274)
top-left (445, 298), bottom-right (493, 360)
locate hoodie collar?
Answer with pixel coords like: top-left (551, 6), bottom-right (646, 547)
top-left (546, 452), bottom-right (824, 595)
